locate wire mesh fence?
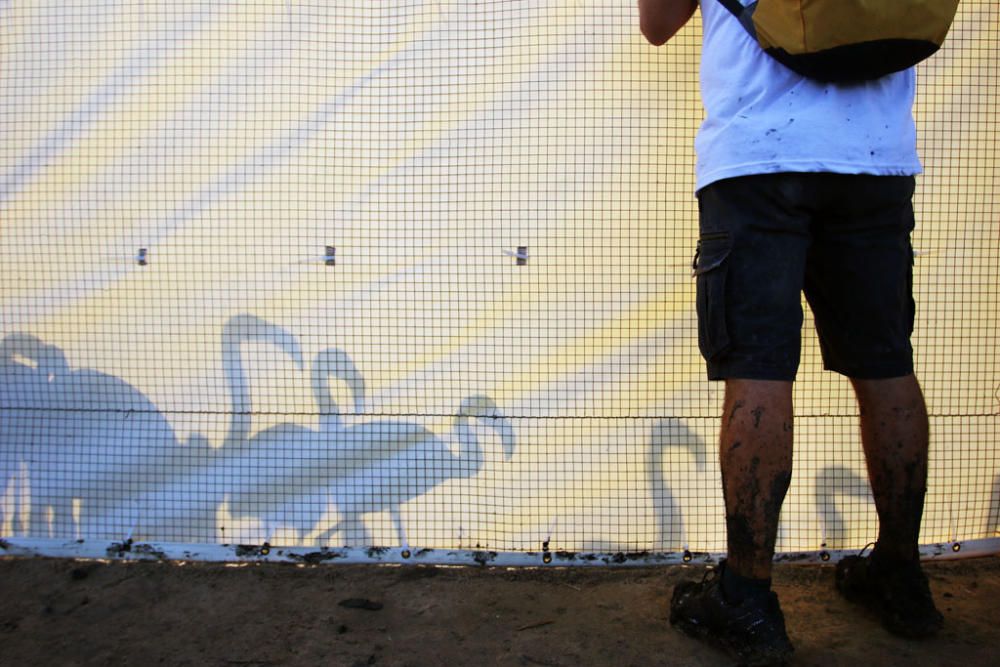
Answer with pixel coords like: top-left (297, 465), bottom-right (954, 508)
top-left (1, 1), bottom-right (997, 563)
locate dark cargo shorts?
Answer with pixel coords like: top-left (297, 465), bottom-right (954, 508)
top-left (695, 172), bottom-right (917, 382)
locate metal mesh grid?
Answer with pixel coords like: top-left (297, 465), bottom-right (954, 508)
top-left (1, 1), bottom-right (997, 559)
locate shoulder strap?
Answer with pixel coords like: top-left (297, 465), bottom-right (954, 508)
top-left (715, 0), bottom-right (760, 39)
top-left (716, 0), bottom-right (746, 17)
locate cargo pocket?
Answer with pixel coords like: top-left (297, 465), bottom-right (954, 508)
top-left (692, 233), bottom-right (732, 362)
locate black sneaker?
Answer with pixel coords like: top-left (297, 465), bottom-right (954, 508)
top-left (669, 560), bottom-right (794, 667)
top-left (835, 551), bottom-right (944, 638)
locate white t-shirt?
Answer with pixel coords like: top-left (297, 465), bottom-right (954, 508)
top-left (695, 0), bottom-right (923, 192)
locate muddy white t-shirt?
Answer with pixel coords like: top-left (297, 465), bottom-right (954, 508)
top-left (695, 0), bottom-right (923, 192)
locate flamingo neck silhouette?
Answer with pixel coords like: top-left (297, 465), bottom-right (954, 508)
top-left (313, 366), bottom-right (343, 432)
top-left (223, 335), bottom-right (251, 448)
top-left (452, 413), bottom-right (485, 477)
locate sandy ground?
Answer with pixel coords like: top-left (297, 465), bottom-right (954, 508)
top-left (1, 555), bottom-right (998, 666)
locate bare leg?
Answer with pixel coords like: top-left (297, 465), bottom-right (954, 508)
top-left (851, 374), bottom-right (929, 563)
top-left (719, 379), bottom-right (794, 580)
top-left (669, 378), bottom-right (797, 662)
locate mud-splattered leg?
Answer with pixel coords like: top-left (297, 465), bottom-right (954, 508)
top-left (719, 379), bottom-right (794, 581)
top-left (851, 373), bottom-right (929, 563)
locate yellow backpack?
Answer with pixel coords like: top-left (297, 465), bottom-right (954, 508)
top-left (717, 0), bottom-right (960, 82)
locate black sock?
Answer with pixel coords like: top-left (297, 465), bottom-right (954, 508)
top-left (721, 564), bottom-right (772, 604)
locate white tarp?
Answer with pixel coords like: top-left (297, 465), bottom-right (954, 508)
top-left (1, 1), bottom-right (998, 558)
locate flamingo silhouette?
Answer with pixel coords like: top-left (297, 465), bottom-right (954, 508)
top-left (0, 332), bottom-right (198, 539)
top-left (1, 334), bottom-right (66, 535)
top-left (647, 419), bottom-right (706, 551)
top-left (224, 346), bottom-right (364, 541)
top-left (814, 464), bottom-right (874, 550)
top-left (128, 314), bottom-right (303, 542)
top-left (218, 314), bottom-right (305, 448)
top-left (305, 394), bottom-right (516, 548)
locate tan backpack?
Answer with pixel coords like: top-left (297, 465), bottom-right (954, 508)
top-left (717, 0), bottom-right (960, 82)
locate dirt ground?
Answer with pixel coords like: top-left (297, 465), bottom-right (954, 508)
top-left (1, 555), bottom-right (998, 667)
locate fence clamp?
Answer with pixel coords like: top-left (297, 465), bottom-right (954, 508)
top-left (503, 246), bottom-right (529, 265)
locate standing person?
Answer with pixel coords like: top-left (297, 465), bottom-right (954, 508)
top-left (637, 1), bottom-right (944, 664)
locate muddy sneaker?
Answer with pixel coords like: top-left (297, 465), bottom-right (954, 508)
top-left (669, 560), bottom-right (793, 667)
top-left (835, 552), bottom-right (944, 638)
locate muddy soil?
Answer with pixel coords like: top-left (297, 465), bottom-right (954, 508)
top-left (1, 556), bottom-right (998, 666)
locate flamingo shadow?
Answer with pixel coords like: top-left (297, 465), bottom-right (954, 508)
top-left (222, 346), bottom-right (365, 542)
top-left (128, 314), bottom-right (303, 542)
top-left (229, 393), bottom-right (516, 549)
top-left (315, 394), bottom-right (515, 549)
top-left (814, 464), bottom-right (874, 550)
top-left (0, 332), bottom-right (211, 539)
top-left (648, 419), bottom-right (707, 552)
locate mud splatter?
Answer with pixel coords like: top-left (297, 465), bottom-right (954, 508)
top-left (131, 544), bottom-right (168, 560)
top-left (473, 551), bottom-right (497, 566)
top-left (728, 400), bottom-right (746, 426)
top-left (106, 540), bottom-right (134, 558)
top-left (768, 472), bottom-right (792, 522)
top-left (235, 544), bottom-right (265, 558)
top-left (291, 550), bottom-right (344, 565)
top-left (725, 513), bottom-right (756, 568)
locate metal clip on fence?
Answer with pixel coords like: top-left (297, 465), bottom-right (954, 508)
top-left (502, 246), bottom-right (529, 265)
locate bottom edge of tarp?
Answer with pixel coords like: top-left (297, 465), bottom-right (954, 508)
top-left (3, 536), bottom-right (998, 567)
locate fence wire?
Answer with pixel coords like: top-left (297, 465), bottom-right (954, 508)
top-left (1, 1), bottom-right (997, 560)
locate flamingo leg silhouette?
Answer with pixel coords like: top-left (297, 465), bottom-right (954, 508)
top-left (389, 507), bottom-right (408, 550)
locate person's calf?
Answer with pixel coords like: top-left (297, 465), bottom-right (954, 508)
top-left (851, 374), bottom-right (929, 563)
top-left (719, 379), bottom-right (794, 580)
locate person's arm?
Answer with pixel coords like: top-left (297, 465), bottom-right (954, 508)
top-left (638, 0), bottom-right (698, 46)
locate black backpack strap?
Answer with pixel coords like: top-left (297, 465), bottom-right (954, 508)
top-left (716, 0), bottom-right (745, 17)
top-left (715, 0), bottom-right (759, 39)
